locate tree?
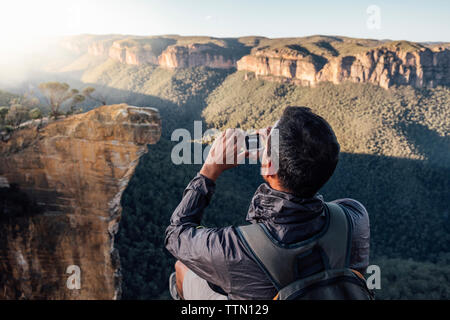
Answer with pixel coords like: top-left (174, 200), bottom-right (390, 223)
top-left (10, 93), bottom-right (39, 110)
top-left (5, 104), bottom-right (30, 127)
top-left (82, 87), bottom-right (107, 106)
top-left (66, 94), bottom-right (86, 116)
top-left (0, 106), bottom-right (8, 125)
top-left (29, 108), bottom-right (42, 120)
top-left (38, 82), bottom-right (80, 118)
top-left (22, 92), bottom-right (40, 109)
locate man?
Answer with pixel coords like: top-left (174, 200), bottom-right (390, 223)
top-left (165, 106), bottom-right (370, 300)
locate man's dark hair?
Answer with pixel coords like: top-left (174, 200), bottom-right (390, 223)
top-left (275, 106), bottom-right (340, 198)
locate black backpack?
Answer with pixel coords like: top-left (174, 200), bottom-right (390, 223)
top-left (236, 202), bottom-right (374, 300)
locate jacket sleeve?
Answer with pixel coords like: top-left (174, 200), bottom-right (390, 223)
top-left (164, 173), bottom-right (235, 292)
top-left (331, 198), bottom-right (370, 273)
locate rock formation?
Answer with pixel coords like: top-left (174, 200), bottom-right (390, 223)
top-left (88, 40), bottom-right (116, 57)
top-left (158, 43), bottom-right (237, 69)
top-left (61, 35), bottom-right (450, 89)
top-left (237, 45), bottom-right (450, 89)
top-left (108, 40), bottom-right (160, 65)
top-left (236, 46), bottom-right (327, 86)
top-left (66, 35), bottom-right (241, 69)
top-left (0, 104), bottom-right (161, 299)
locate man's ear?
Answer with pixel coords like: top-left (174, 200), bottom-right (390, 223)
top-left (261, 157), bottom-right (274, 183)
top-left (262, 173), bottom-right (282, 191)
top-left (261, 158), bottom-right (271, 169)
top-left (261, 158), bottom-right (279, 176)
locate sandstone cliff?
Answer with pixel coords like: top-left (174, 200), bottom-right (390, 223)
top-left (88, 39), bottom-right (116, 57)
top-left (74, 36), bottom-right (243, 69)
top-left (108, 40), bottom-right (159, 65)
top-left (61, 35), bottom-right (126, 56)
top-left (236, 46), bottom-right (327, 86)
top-left (0, 104), bottom-right (161, 299)
top-left (237, 43), bottom-right (450, 89)
top-left (61, 35), bottom-right (450, 89)
top-left (158, 43), bottom-right (237, 69)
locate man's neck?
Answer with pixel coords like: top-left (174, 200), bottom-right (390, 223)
top-left (267, 180), bottom-right (291, 194)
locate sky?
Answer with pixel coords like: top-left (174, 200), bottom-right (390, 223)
top-left (0, 0), bottom-right (449, 46)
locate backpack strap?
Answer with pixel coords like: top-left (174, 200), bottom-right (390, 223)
top-left (318, 202), bottom-right (353, 269)
top-left (236, 202), bottom-right (352, 290)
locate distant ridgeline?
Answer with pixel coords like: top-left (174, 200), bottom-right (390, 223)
top-left (61, 34), bottom-right (450, 89)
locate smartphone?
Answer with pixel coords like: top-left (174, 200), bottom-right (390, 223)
top-left (245, 120), bottom-right (280, 152)
top-left (245, 133), bottom-right (261, 151)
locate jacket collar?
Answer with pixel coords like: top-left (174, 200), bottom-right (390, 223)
top-left (247, 183), bottom-right (324, 226)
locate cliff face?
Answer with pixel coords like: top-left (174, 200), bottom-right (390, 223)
top-left (0, 104), bottom-right (161, 300)
top-left (60, 35), bottom-right (450, 89)
top-left (108, 41), bottom-right (160, 65)
top-left (61, 35), bottom-right (126, 56)
top-left (88, 40), bottom-right (115, 57)
top-left (236, 47), bottom-right (326, 86)
top-left (67, 36), bottom-right (240, 69)
top-left (158, 43), bottom-right (237, 69)
top-left (237, 46), bottom-right (450, 89)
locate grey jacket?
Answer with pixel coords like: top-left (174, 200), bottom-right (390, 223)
top-left (165, 173), bottom-right (370, 300)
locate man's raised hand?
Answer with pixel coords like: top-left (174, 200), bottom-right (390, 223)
top-left (200, 128), bottom-right (247, 182)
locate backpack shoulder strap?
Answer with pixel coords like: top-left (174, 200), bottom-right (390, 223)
top-left (318, 202), bottom-right (353, 269)
top-left (236, 202), bottom-right (352, 290)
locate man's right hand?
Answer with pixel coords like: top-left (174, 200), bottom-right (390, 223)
top-left (200, 128), bottom-right (247, 182)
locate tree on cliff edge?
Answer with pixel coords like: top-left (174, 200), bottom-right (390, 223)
top-left (5, 104), bottom-right (30, 128)
top-left (82, 87), bottom-right (107, 106)
top-left (38, 82), bottom-right (85, 119)
top-left (0, 106), bottom-right (8, 125)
